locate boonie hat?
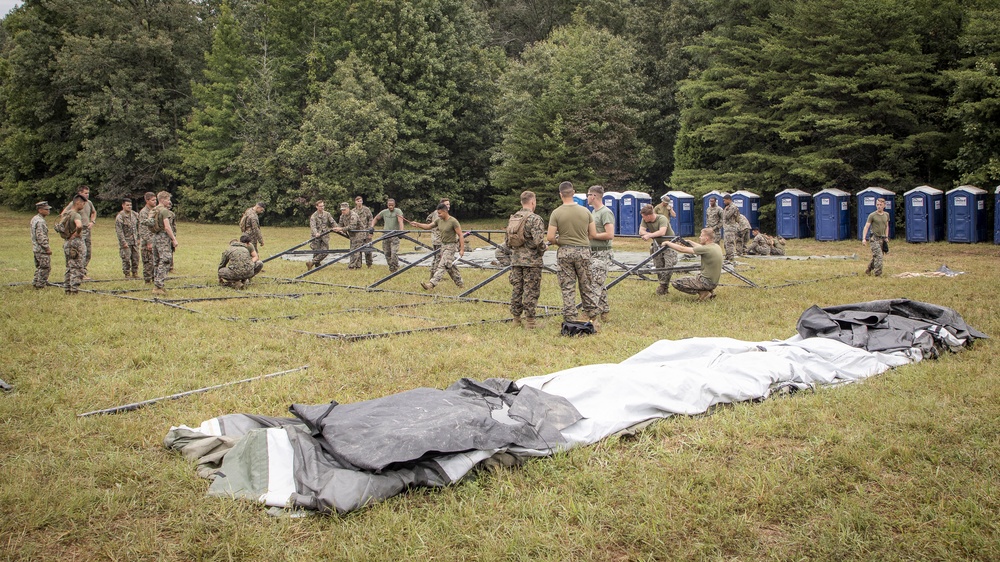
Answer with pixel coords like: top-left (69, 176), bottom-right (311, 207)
top-left (35, 201), bottom-right (51, 209)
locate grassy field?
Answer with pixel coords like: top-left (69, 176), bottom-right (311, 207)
top-left (1, 206), bottom-right (998, 561)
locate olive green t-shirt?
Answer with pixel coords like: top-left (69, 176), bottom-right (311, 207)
top-left (865, 211), bottom-right (889, 239)
top-left (155, 207), bottom-right (175, 233)
top-left (590, 206), bottom-right (615, 251)
top-left (695, 243), bottom-right (724, 285)
top-left (376, 208), bottom-right (405, 230)
top-left (641, 214), bottom-right (673, 244)
top-left (549, 203), bottom-right (593, 247)
top-left (64, 210), bottom-right (82, 237)
top-left (433, 216), bottom-right (461, 244)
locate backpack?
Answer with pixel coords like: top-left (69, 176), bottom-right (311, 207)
top-left (54, 213), bottom-right (75, 240)
top-left (239, 210), bottom-right (249, 231)
top-left (561, 320), bottom-right (596, 337)
top-left (505, 211), bottom-right (530, 248)
top-left (141, 208), bottom-right (163, 234)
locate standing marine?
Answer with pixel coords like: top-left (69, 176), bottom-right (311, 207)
top-left (137, 192), bottom-right (157, 283)
top-left (353, 196), bottom-right (375, 268)
top-left (114, 198), bottom-right (140, 278)
top-left (721, 194), bottom-right (740, 261)
top-left (335, 202), bottom-right (365, 269)
top-left (150, 191), bottom-right (178, 296)
top-left (410, 203), bottom-right (465, 290)
top-left (307, 200), bottom-right (337, 271)
top-left (861, 197), bottom-right (890, 276)
top-left (59, 195), bottom-right (87, 294)
top-left (639, 204), bottom-right (677, 295)
top-left (588, 185), bottom-right (615, 321)
top-left (507, 190), bottom-right (547, 328)
top-left (372, 198), bottom-right (406, 272)
top-left (546, 181), bottom-right (600, 330)
top-left (240, 202), bottom-right (265, 253)
top-left (30, 201), bottom-right (52, 289)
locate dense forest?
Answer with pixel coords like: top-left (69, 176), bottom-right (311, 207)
top-left (1, 0), bottom-right (997, 223)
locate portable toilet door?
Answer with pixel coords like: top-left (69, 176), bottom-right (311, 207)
top-left (667, 190), bottom-right (695, 236)
top-left (731, 190), bottom-right (761, 230)
top-left (572, 193), bottom-right (591, 211)
top-left (947, 185), bottom-right (988, 243)
top-left (619, 191), bottom-right (643, 236)
top-left (857, 187), bottom-right (897, 239)
top-left (903, 185), bottom-right (943, 243)
top-left (995, 186), bottom-right (1000, 244)
top-left (775, 188), bottom-right (812, 239)
top-left (814, 188), bottom-right (850, 240)
top-left (603, 191), bottom-right (623, 234)
top-left (702, 190), bottom-right (726, 232)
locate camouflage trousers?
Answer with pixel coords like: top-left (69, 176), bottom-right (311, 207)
top-left (428, 244), bottom-right (442, 279)
top-left (33, 251), bottom-right (51, 288)
top-left (63, 238), bottom-right (85, 293)
top-left (120, 243), bottom-right (139, 277)
top-left (556, 246), bottom-right (598, 321)
top-left (382, 236), bottom-right (401, 272)
top-left (737, 229), bottom-right (750, 256)
top-left (429, 243), bottom-right (463, 287)
top-left (651, 243), bottom-right (678, 290)
top-left (746, 240), bottom-right (770, 255)
top-left (723, 230), bottom-right (738, 260)
top-left (152, 232), bottom-right (173, 289)
top-left (510, 265), bottom-right (542, 318)
top-left (589, 249), bottom-right (613, 315)
top-left (363, 233), bottom-right (374, 267)
top-left (219, 261), bottom-right (262, 282)
top-left (348, 233), bottom-right (366, 269)
top-left (672, 274), bottom-right (718, 296)
top-left (81, 227), bottom-right (92, 274)
top-left (309, 237), bottom-right (329, 267)
top-left (867, 235), bottom-right (885, 276)
top-left (141, 240), bottom-right (154, 282)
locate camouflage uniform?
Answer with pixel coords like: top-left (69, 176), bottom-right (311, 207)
top-left (79, 198), bottom-right (95, 275)
top-left (339, 210), bottom-right (366, 269)
top-left (642, 214), bottom-right (677, 293)
top-left (867, 236), bottom-right (886, 276)
top-left (508, 210), bottom-right (547, 320)
top-left (771, 236), bottom-right (786, 256)
top-left (138, 204), bottom-right (156, 282)
top-left (673, 275), bottom-right (718, 295)
top-left (494, 242), bottom-right (511, 267)
top-left (62, 211), bottom-right (85, 293)
top-left (309, 209), bottom-right (337, 268)
top-left (590, 205), bottom-right (615, 317)
top-left (355, 205), bottom-right (374, 267)
top-left (240, 207), bottom-right (263, 252)
top-left (152, 206), bottom-right (175, 290)
top-left (736, 213), bottom-right (751, 256)
top-left (722, 203), bottom-right (740, 260)
top-left (746, 233), bottom-right (772, 255)
top-left (115, 209), bottom-right (140, 277)
top-left (705, 204), bottom-right (723, 245)
top-left (30, 213), bottom-right (51, 288)
top-left (218, 241), bottom-right (261, 285)
top-left (426, 210), bottom-right (442, 280)
top-left (556, 246), bottom-right (598, 322)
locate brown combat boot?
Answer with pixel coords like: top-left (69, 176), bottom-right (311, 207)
top-left (525, 317), bottom-right (536, 330)
top-left (151, 287), bottom-right (166, 296)
top-left (656, 284), bottom-right (668, 295)
top-left (589, 315), bottom-right (600, 333)
top-left (306, 262), bottom-right (314, 271)
top-left (512, 316), bottom-right (522, 327)
top-left (600, 312), bottom-right (609, 323)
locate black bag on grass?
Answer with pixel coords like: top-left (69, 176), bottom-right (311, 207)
top-left (881, 239), bottom-right (889, 254)
top-left (561, 320), bottom-right (595, 336)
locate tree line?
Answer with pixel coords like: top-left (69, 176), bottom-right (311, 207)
top-left (1, 0), bottom-right (997, 223)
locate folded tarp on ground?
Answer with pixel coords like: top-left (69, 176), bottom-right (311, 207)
top-left (165, 300), bottom-right (984, 514)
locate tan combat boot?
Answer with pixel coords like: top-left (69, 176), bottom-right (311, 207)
top-left (525, 317), bottom-right (536, 330)
top-left (512, 316), bottom-right (522, 327)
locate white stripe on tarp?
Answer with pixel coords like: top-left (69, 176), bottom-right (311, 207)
top-left (260, 428), bottom-right (296, 507)
top-left (199, 418), bottom-right (222, 436)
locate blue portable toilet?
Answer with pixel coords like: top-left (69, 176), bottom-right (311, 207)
top-left (904, 186), bottom-right (944, 243)
top-left (775, 189), bottom-right (813, 239)
top-left (731, 190), bottom-right (761, 230)
top-left (702, 190), bottom-right (726, 231)
top-left (946, 185), bottom-right (988, 243)
top-left (856, 187), bottom-right (897, 239)
top-left (618, 191), bottom-right (644, 236)
top-left (667, 190), bottom-right (695, 236)
top-left (813, 188), bottom-right (850, 241)
top-left (572, 193), bottom-right (591, 211)
top-left (603, 191), bottom-right (623, 234)
top-left (995, 186), bottom-right (1000, 244)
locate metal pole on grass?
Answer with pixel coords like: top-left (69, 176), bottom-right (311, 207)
top-left (77, 365), bottom-right (309, 417)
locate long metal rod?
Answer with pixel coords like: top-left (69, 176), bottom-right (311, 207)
top-left (261, 231), bottom-right (334, 264)
top-left (77, 365), bottom-right (309, 417)
top-left (604, 246), bottom-right (667, 290)
top-left (459, 265), bottom-right (510, 297)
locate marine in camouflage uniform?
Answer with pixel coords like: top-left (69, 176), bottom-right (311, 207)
top-left (771, 236), bottom-right (786, 256)
top-left (705, 198), bottom-right (723, 246)
top-left (353, 197), bottom-right (375, 267)
top-left (735, 212), bottom-right (751, 256)
top-left (746, 231), bottom-right (773, 255)
top-left (589, 187), bottom-right (615, 318)
top-left (61, 197), bottom-right (87, 294)
top-left (722, 196), bottom-right (740, 260)
top-left (337, 204), bottom-right (366, 269)
top-left (62, 186), bottom-right (96, 278)
top-left (424, 199), bottom-right (450, 280)
top-left (547, 183), bottom-right (599, 325)
top-left (639, 206), bottom-right (677, 295)
top-left (218, 240), bottom-right (261, 287)
top-left (30, 202), bottom-right (52, 289)
top-left (508, 192), bottom-right (547, 326)
top-left (151, 193), bottom-right (178, 294)
top-left (115, 200), bottom-right (140, 278)
top-left (861, 199), bottom-right (890, 277)
top-left (308, 201), bottom-right (337, 269)
top-left (372, 200), bottom-right (405, 272)
top-left (493, 242), bottom-right (511, 267)
top-left (240, 203), bottom-right (264, 253)
top-left (137, 193), bottom-right (157, 283)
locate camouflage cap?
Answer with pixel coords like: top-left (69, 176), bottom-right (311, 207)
top-left (340, 202), bottom-right (350, 210)
top-left (35, 201), bottom-right (51, 209)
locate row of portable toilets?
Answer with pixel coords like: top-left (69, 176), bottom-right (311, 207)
top-left (574, 186), bottom-right (1000, 243)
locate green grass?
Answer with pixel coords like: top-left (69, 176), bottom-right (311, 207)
top-left (1, 207), bottom-right (998, 561)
